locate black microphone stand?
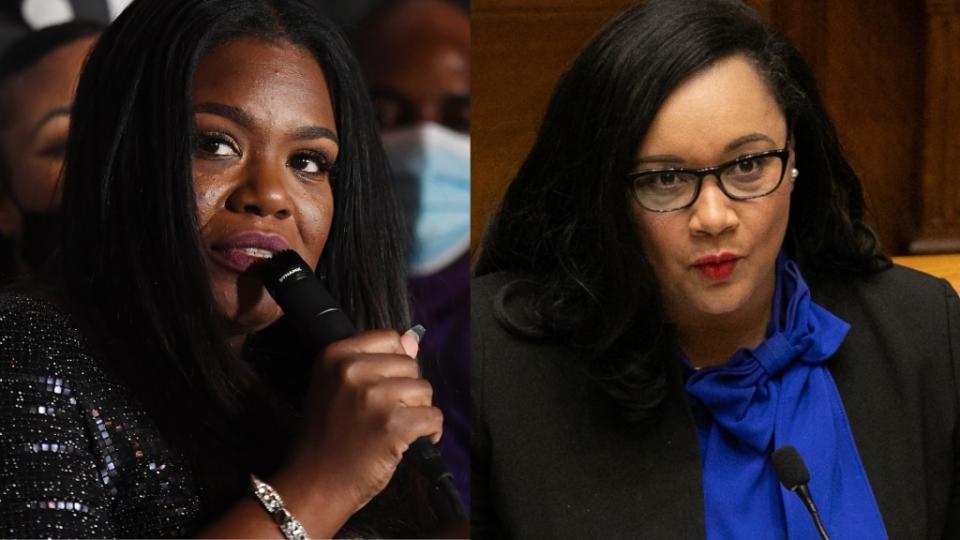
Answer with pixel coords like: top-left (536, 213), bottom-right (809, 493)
top-left (789, 484), bottom-right (831, 540)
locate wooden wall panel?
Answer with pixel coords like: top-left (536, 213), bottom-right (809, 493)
top-left (769, 1), bottom-right (927, 254)
top-left (471, 1), bottom-right (622, 254)
top-left (912, 0), bottom-right (960, 252)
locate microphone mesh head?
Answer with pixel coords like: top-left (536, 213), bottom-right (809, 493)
top-left (771, 446), bottom-right (810, 489)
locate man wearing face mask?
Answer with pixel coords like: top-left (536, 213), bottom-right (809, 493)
top-left (354, 0), bottom-right (471, 510)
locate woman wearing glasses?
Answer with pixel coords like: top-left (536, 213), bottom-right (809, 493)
top-left (472, 0), bottom-right (959, 538)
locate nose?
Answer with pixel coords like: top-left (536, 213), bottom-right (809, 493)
top-left (414, 101), bottom-right (440, 126)
top-left (688, 175), bottom-right (738, 237)
top-left (224, 154), bottom-right (293, 219)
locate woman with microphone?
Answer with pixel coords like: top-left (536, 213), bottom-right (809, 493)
top-left (0, 0), bottom-right (455, 537)
top-left (472, 0), bottom-right (959, 538)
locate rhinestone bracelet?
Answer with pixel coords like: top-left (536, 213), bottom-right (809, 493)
top-left (250, 474), bottom-right (310, 540)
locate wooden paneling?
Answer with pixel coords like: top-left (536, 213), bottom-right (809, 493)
top-left (471, 1), bottom-right (621, 252)
top-left (912, 0), bottom-right (960, 252)
top-left (768, 1), bottom-right (928, 255)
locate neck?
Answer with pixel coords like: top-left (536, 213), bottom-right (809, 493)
top-left (674, 281), bottom-right (775, 369)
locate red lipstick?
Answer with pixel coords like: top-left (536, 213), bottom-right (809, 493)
top-left (693, 252), bottom-right (741, 281)
top-left (210, 231), bottom-right (292, 273)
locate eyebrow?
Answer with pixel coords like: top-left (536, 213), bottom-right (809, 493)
top-left (194, 102), bottom-right (253, 127)
top-left (30, 107), bottom-right (70, 141)
top-left (637, 132), bottom-right (778, 165)
top-left (193, 102), bottom-right (339, 145)
top-left (724, 133), bottom-right (776, 152)
top-left (293, 126), bottom-right (339, 145)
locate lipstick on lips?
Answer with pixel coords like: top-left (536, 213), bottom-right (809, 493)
top-left (210, 231), bottom-right (292, 273)
top-left (693, 252), bottom-right (741, 281)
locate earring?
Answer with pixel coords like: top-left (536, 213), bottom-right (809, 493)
top-left (790, 168), bottom-right (799, 180)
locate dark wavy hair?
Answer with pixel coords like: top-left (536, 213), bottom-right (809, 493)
top-left (475, 0), bottom-right (889, 423)
top-left (49, 0), bottom-right (436, 536)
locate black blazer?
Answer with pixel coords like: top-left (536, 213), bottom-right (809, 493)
top-left (471, 266), bottom-right (960, 539)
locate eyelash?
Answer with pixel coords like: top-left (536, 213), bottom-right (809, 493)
top-left (289, 151), bottom-right (334, 179)
top-left (195, 131), bottom-right (239, 157)
top-left (194, 131), bottom-right (335, 179)
top-left (39, 141), bottom-right (67, 158)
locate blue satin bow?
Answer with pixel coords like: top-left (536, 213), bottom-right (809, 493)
top-left (682, 254), bottom-right (887, 539)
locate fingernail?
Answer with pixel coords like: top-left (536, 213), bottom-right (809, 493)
top-left (404, 324), bottom-right (427, 344)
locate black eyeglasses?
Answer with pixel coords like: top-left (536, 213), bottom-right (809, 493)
top-left (626, 142), bottom-right (791, 212)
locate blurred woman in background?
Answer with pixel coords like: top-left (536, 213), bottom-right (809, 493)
top-left (0, 21), bottom-right (101, 280)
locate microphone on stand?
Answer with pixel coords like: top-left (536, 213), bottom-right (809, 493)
top-left (772, 446), bottom-right (831, 540)
top-left (260, 250), bottom-right (467, 523)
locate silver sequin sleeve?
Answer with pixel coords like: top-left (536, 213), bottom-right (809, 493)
top-left (0, 293), bottom-right (201, 538)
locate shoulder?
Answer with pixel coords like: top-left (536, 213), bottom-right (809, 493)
top-left (471, 272), bottom-right (558, 368)
top-left (813, 263), bottom-right (958, 426)
top-left (0, 290), bottom-right (76, 325)
top-left (471, 272), bottom-right (526, 360)
top-left (814, 263), bottom-right (957, 348)
top-left (0, 290), bottom-right (82, 332)
top-left (470, 271), bottom-right (513, 319)
top-left (811, 269), bottom-right (959, 537)
top-left (811, 264), bottom-right (957, 337)
top-left (812, 264), bottom-right (955, 309)
top-left (0, 292), bottom-right (202, 536)
top-left (470, 272), bottom-right (513, 343)
top-left (471, 272), bottom-right (589, 414)
top-left (471, 271), bottom-right (553, 339)
top-left (0, 292), bottom-right (97, 381)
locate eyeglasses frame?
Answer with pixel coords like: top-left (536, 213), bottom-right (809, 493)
top-left (626, 140), bottom-right (792, 213)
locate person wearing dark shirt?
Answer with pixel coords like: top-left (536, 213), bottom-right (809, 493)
top-left (0, 0), bottom-right (452, 537)
top-left (472, 1), bottom-right (960, 538)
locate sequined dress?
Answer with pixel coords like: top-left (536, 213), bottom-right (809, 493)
top-left (0, 293), bottom-right (202, 537)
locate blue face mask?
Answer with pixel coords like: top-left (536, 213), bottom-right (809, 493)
top-left (381, 123), bottom-right (470, 276)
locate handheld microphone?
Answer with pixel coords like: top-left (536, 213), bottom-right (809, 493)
top-left (772, 446), bottom-right (831, 540)
top-left (260, 250), bottom-right (466, 522)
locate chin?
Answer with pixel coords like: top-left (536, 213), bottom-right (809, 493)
top-left (231, 297), bottom-right (284, 334)
top-left (212, 275), bottom-right (284, 335)
top-left (689, 284), bottom-right (750, 316)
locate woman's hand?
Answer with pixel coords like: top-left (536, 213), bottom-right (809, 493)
top-left (284, 329), bottom-right (443, 521)
top-left (198, 330), bottom-right (441, 539)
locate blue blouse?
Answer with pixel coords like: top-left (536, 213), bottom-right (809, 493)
top-left (680, 254), bottom-right (887, 539)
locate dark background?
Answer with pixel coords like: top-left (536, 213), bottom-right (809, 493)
top-left (0, 0), bottom-right (471, 49)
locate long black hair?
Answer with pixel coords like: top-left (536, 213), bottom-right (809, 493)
top-left (475, 0), bottom-right (889, 423)
top-left (53, 0), bottom-right (432, 535)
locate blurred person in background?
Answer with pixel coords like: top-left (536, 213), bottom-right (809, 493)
top-left (354, 0), bottom-right (471, 510)
top-left (0, 21), bottom-right (101, 280)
